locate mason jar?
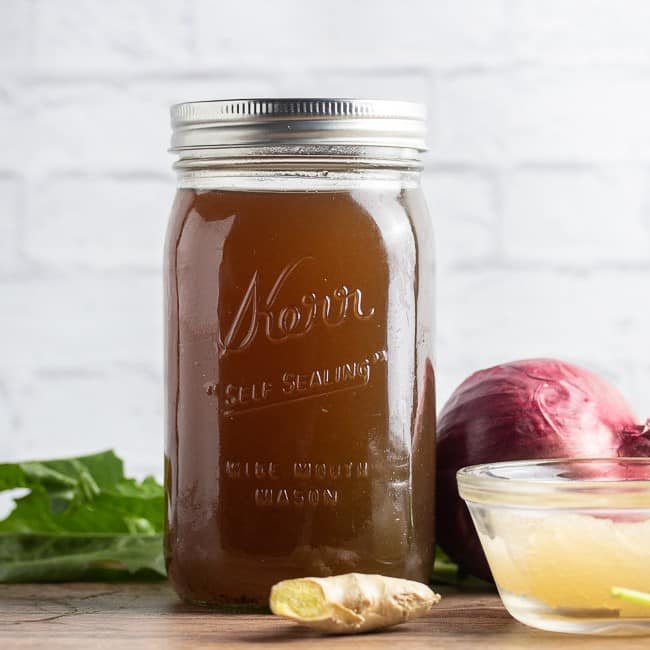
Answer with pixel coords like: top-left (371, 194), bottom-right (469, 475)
top-left (164, 98), bottom-right (436, 605)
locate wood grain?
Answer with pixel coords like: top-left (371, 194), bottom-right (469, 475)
top-left (0, 583), bottom-right (644, 649)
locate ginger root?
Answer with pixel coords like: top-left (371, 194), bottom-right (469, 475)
top-left (269, 573), bottom-right (441, 634)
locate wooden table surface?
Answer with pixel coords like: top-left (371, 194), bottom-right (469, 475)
top-left (0, 582), bottom-right (647, 649)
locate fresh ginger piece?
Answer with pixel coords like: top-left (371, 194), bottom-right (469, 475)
top-left (269, 573), bottom-right (441, 634)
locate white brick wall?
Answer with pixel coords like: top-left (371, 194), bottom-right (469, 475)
top-left (2, 0), bottom-right (650, 479)
top-left (0, 176), bottom-right (21, 273)
top-left (25, 174), bottom-right (172, 269)
top-left (503, 166), bottom-right (649, 263)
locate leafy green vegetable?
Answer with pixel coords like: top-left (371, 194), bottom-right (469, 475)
top-left (611, 586), bottom-right (650, 607)
top-left (431, 546), bottom-right (495, 589)
top-left (0, 450), bottom-right (165, 582)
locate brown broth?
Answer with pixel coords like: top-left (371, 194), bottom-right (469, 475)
top-left (164, 185), bottom-right (435, 605)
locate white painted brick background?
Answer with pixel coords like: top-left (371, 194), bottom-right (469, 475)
top-left (1, 0), bottom-right (650, 479)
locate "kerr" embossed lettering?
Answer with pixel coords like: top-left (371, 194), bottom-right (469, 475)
top-left (217, 257), bottom-right (375, 356)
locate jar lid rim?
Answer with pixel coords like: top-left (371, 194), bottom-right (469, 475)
top-left (170, 98), bottom-right (427, 156)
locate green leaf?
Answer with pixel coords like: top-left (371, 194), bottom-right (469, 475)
top-left (611, 586), bottom-right (650, 607)
top-left (0, 450), bottom-right (166, 582)
top-left (430, 546), bottom-right (495, 590)
top-left (0, 450), bottom-right (124, 492)
top-left (0, 533), bottom-right (165, 582)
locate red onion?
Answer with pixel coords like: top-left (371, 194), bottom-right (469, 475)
top-left (436, 358), bottom-right (650, 581)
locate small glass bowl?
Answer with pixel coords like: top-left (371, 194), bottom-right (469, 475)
top-left (457, 458), bottom-right (650, 636)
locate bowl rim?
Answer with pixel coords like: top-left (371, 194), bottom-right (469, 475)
top-left (456, 457), bottom-right (650, 508)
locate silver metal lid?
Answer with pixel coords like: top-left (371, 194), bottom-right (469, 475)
top-left (170, 98), bottom-right (427, 155)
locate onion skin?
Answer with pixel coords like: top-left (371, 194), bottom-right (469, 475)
top-left (436, 358), bottom-right (648, 581)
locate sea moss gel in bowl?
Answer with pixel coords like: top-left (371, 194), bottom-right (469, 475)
top-left (458, 458), bottom-right (650, 635)
top-left (164, 99), bottom-right (435, 605)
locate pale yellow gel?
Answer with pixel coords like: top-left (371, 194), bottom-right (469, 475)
top-left (479, 511), bottom-right (650, 618)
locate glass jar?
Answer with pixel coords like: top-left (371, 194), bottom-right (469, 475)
top-left (164, 99), bottom-right (436, 605)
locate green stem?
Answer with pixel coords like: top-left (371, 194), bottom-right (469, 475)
top-left (611, 586), bottom-right (650, 607)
